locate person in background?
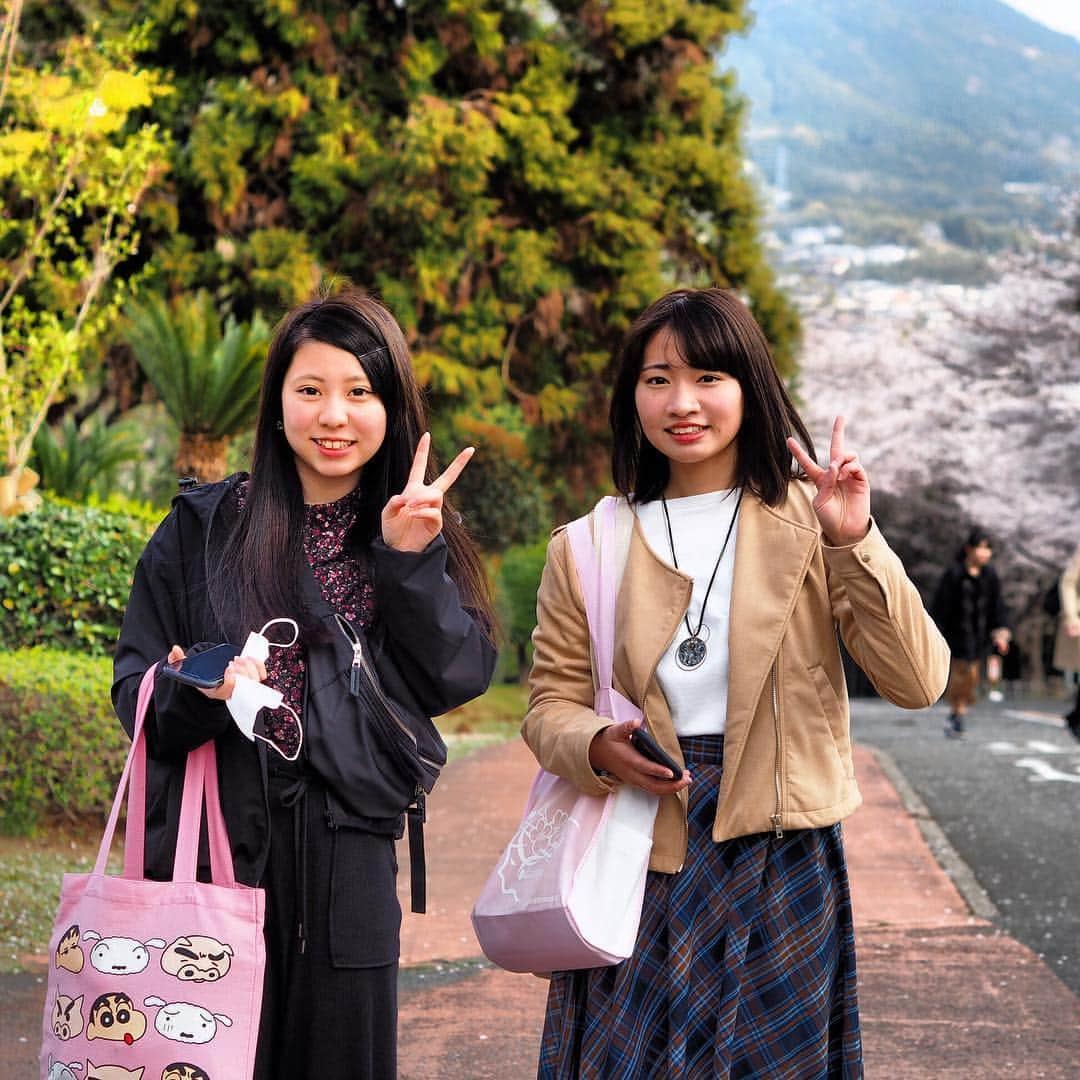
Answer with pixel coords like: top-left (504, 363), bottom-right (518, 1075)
top-left (931, 529), bottom-right (1011, 737)
top-left (1053, 543), bottom-right (1080, 740)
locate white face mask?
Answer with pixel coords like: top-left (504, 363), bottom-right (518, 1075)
top-left (225, 618), bottom-right (303, 761)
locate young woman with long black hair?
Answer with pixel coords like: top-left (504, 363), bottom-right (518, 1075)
top-left (113, 288), bottom-right (496, 1078)
top-left (523, 287), bottom-right (948, 1078)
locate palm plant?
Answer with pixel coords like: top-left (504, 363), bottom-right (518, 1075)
top-left (31, 413), bottom-right (142, 502)
top-left (124, 291), bottom-right (270, 482)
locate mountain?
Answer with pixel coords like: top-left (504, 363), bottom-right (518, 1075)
top-left (722, 0), bottom-right (1080, 221)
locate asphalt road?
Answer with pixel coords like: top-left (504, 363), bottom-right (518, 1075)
top-left (852, 692), bottom-right (1080, 995)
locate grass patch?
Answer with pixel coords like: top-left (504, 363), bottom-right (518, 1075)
top-left (440, 682), bottom-right (528, 737)
top-left (441, 683), bottom-right (528, 764)
top-left (0, 828), bottom-right (121, 975)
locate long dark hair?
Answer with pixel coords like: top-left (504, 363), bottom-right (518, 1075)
top-left (609, 288), bottom-right (814, 505)
top-left (213, 288), bottom-right (494, 638)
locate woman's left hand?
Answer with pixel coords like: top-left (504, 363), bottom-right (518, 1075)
top-left (382, 432), bottom-right (474, 552)
top-left (787, 416), bottom-right (871, 546)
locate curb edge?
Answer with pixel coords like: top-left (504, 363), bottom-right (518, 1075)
top-left (862, 743), bottom-right (1000, 921)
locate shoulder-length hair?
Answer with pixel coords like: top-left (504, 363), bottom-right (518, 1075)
top-left (213, 288), bottom-right (493, 638)
top-left (609, 287), bottom-right (814, 505)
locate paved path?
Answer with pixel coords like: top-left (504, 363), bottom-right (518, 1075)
top-left (5, 732), bottom-right (1079, 1078)
top-left (395, 737), bottom-right (1080, 1078)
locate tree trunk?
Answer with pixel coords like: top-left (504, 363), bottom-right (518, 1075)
top-left (175, 432), bottom-right (230, 484)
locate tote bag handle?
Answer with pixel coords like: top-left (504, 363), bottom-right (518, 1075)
top-left (566, 496), bottom-right (635, 721)
top-left (95, 664), bottom-right (236, 887)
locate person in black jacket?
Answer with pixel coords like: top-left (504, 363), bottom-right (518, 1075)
top-left (931, 528), bottom-right (1011, 737)
top-left (112, 289), bottom-right (497, 1079)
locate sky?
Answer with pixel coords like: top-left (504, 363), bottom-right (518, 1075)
top-left (1000, 0), bottom-right (1080, 41)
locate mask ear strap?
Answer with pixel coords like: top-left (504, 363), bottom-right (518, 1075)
top-left (255, 701), bottom-right (304, 762)
top-left (258, 618), bottom-right (300, 649)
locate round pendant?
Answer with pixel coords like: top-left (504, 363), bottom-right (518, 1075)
top-left (676, 636), bottom-right (707, 670)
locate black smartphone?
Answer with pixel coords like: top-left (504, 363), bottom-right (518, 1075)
top-left (161, 643), bottom-right (241, 690)
top-left (629, 727), bottom-right (683, 780)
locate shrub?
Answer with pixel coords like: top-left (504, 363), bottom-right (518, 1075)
top-left (496, 536), bottom-right (551, 682)
top-left (0, 649), bottom-right (127, 835)
top-left (0, 496), bottom-right (161, 654)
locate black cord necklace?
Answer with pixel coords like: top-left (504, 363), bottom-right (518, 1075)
top-left (660, 487), bottom-right (743, 671)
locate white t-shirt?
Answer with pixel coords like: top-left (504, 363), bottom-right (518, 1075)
top-left (635, 490), bottom-right (740, 736)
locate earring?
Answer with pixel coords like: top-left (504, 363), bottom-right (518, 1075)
top-left (275, 420), bottom-right (284, 431)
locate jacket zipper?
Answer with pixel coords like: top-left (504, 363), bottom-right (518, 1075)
top-left (770, 662), bottom-right (783, 838)
top-left (333, 613), bottom-right (441, 778)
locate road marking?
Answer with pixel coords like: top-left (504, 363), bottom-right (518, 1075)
top-left (1013, 757), bottom-right (1080, 784)
top-left (1003, 709), bottom-right (1068, 728)
top-left (987, 740), bottom-right (1076, 756)
top-left (1027, 739), bottom-right (1072, 754)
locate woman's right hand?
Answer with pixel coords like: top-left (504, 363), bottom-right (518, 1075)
top-left (166, 645), bottom-right (267, 702)
top-left (588, 719), bottom-right (692, 796)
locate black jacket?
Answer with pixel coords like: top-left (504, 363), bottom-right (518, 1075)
top-left (112, 474), bottom-right (496, 885)
top-left (930, 561), bottom-right (1010, 662)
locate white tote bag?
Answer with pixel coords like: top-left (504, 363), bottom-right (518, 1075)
top-left (472, 497), bottom-right (659, 973)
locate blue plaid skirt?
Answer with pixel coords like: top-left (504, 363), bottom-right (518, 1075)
top-left (538, 734), bottom-right (862, 1079)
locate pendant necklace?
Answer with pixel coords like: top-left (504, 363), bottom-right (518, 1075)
top-left (660, 487), bottom-right (743, 671)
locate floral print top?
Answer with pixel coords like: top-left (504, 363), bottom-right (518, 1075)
top-left (235, 480), bottom-right (377, 759)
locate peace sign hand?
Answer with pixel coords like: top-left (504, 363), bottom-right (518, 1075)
top-left (786, 416), bottom-right (871, 547)
top-left (381, 432), bottom-right (474, 552)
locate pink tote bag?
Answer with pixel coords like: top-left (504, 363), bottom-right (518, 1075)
top-left (40, 665), bottom-right (266, 1080)
top-left (471, 498), bottom-right (658, 974)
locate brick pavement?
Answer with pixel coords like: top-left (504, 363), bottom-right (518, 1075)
top-left (4, 733), bottom-right (1078, 1078)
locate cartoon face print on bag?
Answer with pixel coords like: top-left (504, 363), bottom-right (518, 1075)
top-left (84, 931), bottom-right (167, 975)
top-left (45, 1056), bottom-right (81, 1080)
top-left (86, 1064), bottom-right (146, 1080)
top-left (55, 924), bottom-right (85, 973)
top-left (143, 997), bottom-right (232, 1045)
top-left (86, 991), bottom-right (148, 1044)
top-left (160, 935), bottom-right (234, 983)
top-left (161, 1065), bottom-right (211, 1080)
top-left (51, 990), bottom-right (85, 1040)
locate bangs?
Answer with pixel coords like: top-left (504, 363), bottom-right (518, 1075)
top-left (663, 303), bottom-right (742, 376)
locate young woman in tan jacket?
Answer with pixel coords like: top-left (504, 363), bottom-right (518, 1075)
top-left (523, 288), bottom-right (949, 1079)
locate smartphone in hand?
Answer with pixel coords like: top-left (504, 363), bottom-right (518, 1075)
top-left (629, 727), bottom-right (683, 780)
top-left (161, 643), bottom-right (241, 690)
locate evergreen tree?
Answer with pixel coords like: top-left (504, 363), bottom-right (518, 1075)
top-left (31, 0), bottom-right (798, 522)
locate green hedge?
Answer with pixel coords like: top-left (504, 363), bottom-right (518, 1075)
top-left (0, 496), bottom-right (160, 654)
top-left (0, 649), bottom-right (127, 835)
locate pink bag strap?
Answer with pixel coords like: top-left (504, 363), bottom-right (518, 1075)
top-left (95, 664), bottom-right (236, 886)
top-left (566, 497), bottom-right (622, 716)
top-left (172, 741), bottom-right (236, 886)
top-left (95, 665), bottom-right (155, 877)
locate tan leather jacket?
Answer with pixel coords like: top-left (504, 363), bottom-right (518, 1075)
top-left (522, 482), bottom-right (950, 873)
